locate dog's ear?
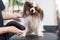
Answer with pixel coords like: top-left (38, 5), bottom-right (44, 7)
top-left (23, 2), bottom-right (28, 17)
top-left (35, 5), bottom-right (44, 20)
top-left (23, 2), bottom-right (33, 17)
top-left (38, 8), bottom-right (44, 20)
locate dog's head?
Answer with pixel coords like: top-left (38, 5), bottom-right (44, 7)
top-left (23, 1), bottom-right (43, 20)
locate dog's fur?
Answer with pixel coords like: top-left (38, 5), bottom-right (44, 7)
top-left (18, 1), bottom-right (44, 37)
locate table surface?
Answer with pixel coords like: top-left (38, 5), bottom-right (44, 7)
top-left (9, 32), bottom-right (59, 40)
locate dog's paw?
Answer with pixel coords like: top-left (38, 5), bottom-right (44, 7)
top-left (21, 33), bottom-right (26, 37)
top-left (37, 33), bottom-right (44, 37)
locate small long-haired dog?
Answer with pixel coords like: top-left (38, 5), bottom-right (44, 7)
top-left (18, 1), bottom-right (44, 37)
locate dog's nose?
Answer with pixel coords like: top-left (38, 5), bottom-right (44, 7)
top-left (30, 7), bottom-right (35, 13)
top-left (31, 9), bottom-right (34, 12)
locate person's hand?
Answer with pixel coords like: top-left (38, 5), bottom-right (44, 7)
top-left (8, 26), bottom-right (24, 35)
top-left (12, 13), bottom-right (22, 20)
top-left (12, 11), bottom-right (23, 20)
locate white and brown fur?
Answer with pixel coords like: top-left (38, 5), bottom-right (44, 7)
top-left (18, 1), bottom-right (44, 37)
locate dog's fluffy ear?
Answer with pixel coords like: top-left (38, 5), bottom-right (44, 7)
top-left (23, 2), bottom-right (30, 17)
top-left (39, 9), bottom-right (44, 20)
top-left (23, 2), bottom-right (27, 17)
top-left (35, 5), bottom-right (44, 20)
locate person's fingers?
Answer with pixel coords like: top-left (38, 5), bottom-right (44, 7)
top-left (19, 11), bottom-right (23, 16)
top-left (17, 30), bottom-right (24, 35)
top-left (9, 26), bottom-right (24, 34)
top-left (17, 11), bottom-right (23, 18)
top-left (15, 11), bottom-right (23, 18)
top-left (16, 14), bottom-right (22, 18)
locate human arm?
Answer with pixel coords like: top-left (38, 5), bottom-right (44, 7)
top-left (2, 12), bottom-right (22, 20)
top-left (0, 26), bottom-right (23, 35)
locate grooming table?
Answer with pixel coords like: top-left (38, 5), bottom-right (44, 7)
top-left (9, 32), bottom-right (59, 40)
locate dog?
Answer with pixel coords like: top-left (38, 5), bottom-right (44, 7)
top-left (17, 1), bottom-right (44, 37)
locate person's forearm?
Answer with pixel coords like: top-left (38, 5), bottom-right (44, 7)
top-left (2, 12), bottom-right (14, 20)
top-left (0, 27), bottom-right (9, 34)
top-left (2, 12), bottom-right (21, 20)
top-left (0, 26), bottom-right (24, 35)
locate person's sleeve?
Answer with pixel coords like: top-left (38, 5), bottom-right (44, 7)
top-left (0, 9), bottom-right (4, 27)
top-left (0, 0), bottom-right (5, 11)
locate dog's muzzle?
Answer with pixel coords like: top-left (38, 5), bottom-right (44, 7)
top-left (30, 7), bottom-right (35, 15)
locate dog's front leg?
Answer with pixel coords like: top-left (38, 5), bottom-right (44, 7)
top-left (37, 22), bottom-right (44, 37)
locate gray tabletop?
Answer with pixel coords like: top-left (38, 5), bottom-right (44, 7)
top-left (9, 32), bottom-right (58, 40)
